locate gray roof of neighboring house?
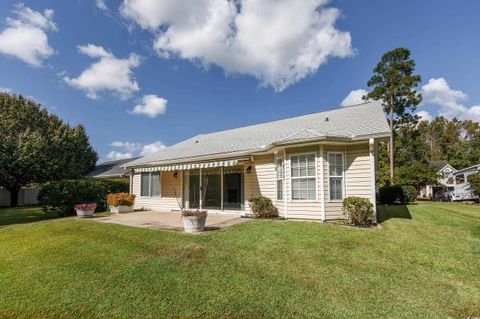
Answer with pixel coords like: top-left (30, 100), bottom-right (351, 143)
top-left (86, 157), bottom-right (141, 178)
top-left (126, 101), bottom-right (390, 168)
top-left (428, 160), bottom-right (452, 172)
top-left (454, 164), bottom-right (480, 175)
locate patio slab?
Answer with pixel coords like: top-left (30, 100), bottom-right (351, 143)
top-left (92, 211), bottom-right (248, 232)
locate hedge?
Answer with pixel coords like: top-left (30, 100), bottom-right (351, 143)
top-left (342, 196), bottom-right (373, 225)
top-left (38, 179), bottom-right (129, 216)
top-left (378, 185), bottom-right (417, 205)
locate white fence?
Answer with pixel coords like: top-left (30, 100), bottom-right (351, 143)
top-left (0, 188), bottom-right (40, 206)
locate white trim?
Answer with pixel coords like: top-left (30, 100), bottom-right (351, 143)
top-left (344, 145), bottom-right (348, 197)
top-left (288, 151), bottom-right (318, 202)
top-left (369, 138), bottom-right (377, 223)
top-left (327, 151), bottom-right (345, 202)
top-left (199, 167), bottom-right (203, 209)
top-left (220, 166), bottom-right (224, 211)
top-left (320, 145), bottom-right (325, 221)
top-left (274, 155), bottom-right (284, 201)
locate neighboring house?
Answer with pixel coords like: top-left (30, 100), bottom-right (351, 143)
top-left (0, 187), bottom-right (40, 207)
top-left (418, 160), bottom-right (457, 198)
top-left (85, 157), bottom-right (141, 179)
top-left (452, 164), bottom-right (480, 201)
top-left (125, 101), bottom-right (389, 221)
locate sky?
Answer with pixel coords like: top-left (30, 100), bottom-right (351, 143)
top-left (0, 0), bottom-right (479, 162)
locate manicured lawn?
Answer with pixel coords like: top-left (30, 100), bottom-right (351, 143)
top-left (0, 203), bottom-right (479, 318)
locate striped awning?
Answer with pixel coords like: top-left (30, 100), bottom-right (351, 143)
top-left (134, 160), bottom-right (239, 173)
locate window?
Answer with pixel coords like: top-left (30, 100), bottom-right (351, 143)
top-left (329, 152), bottom-right (344, 201)
top-left (455, 174), bottom-right (465, 184)
top-left (140, 172), bottom-right (160, 197)
top-left (275, 157), bottom-right (284, 200)
top-left (290, 153), bottom-right (316, 201)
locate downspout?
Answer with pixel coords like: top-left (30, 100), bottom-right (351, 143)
top-left (129, 169), bottom-right (134, 194)
top-left (283, 148), bottom-right (288, 219)
top-left (320, 145), bottom-right (325, 221)
top-left (369, 138), bottom-right (377, 223)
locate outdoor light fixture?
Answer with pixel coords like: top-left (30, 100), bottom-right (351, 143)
top-left (173, 171), bottom-right (178, 178)
top-left (246, 166), bottom-right (252, 174)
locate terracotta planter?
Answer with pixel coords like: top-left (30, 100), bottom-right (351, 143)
top-left (182, 214), bottom-right (207, 233)
top-left (75, 208), bottom-right (95, 218)
top-left (109, 205), bottom-right (133, 213)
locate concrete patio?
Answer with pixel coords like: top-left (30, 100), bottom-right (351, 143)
top-left (93, 211), bottom-right (248, 232)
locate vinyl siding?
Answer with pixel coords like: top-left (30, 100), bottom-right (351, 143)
top-left (132, 171), bottom-right (182, 211)
top-left (129, 142), bottom-right (374, 219)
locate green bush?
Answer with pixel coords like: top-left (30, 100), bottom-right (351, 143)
top-left (378, 185), bottom-right (417, 205)
top-left (249, 196), bottom-right (278, 218)
top-left (342, 196), bottom-right (373, 225)
top-left (38, 179), bottom-right (129, 216)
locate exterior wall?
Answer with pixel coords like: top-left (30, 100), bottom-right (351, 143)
top-left (132, 171), bottom-right (182, 211)
top-left (129, 142), bottom-right (374, 219)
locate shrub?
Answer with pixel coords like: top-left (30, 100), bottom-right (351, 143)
top-left (249, 196), bottom-right (278, 218)
top-left (181, 209), bottom-right (208, 217)
top-left (342, 196), bottom-right (373, 225)
top-left (107, 192), bottom-right (136, 207)
top-left (38, 179), bottom-right (129, 216)
top-left (468, 173), bottom-right (480, 201)
top-left (378, 185), bottom-right (417, 205)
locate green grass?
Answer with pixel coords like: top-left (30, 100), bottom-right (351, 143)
top-left (0, 202), bottom-right (479, 318)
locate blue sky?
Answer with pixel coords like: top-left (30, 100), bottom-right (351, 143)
top-left (0, 0), bottom-right (479, 162)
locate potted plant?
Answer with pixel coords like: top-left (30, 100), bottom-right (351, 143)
top-left (175, 180), bottom-right (208, 233)
top-left (107, 192), bottom-right (135, 213)
top-left (74, 203), bottom-right (97, 218)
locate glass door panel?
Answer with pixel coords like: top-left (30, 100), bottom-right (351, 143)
top-left (223, 167), bottom-right (243, 210)
top-left (188, 169), bottom-right (200, 209)
top-left (202, 168), bottom-right (222, 209)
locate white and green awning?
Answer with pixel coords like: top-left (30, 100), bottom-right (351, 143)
top-left (134, 159), bottom-right (239, 173)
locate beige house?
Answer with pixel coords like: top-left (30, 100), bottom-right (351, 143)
top-left (125, 101), bottom-right (389, 221)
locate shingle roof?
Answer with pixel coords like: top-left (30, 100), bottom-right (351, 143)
top-left (428, 160), bottom-right (451, 172)
top-left (86, 157), bottom-right (141, 178)
top-left (126, 101), bottom-right (389, 168)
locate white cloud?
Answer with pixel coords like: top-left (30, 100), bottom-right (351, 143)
top-left (0, 87), bottom-right (12, 93)
top-left (140, 141), bottom-right (166, 155)
top-left (120, 0), bottom-right (353, 91)
top-left (63, 44), bottom-right (141, 100)
top-left (421, 77), bottom-right (480, 121)
top-left (129, 94), bottom-right (167, 118)
top-left (0, 3), bottom-right (57, 67)
top-left (106, 151), bottom-right (133, 160)
top-left (96, 0), bottom-right (108, 11)
top-left (340, 89), bottom-right (367, 107)
top-left (416, 110), bottom-right (432, 122)
top-left (109, 140), bottom-right (166, 158)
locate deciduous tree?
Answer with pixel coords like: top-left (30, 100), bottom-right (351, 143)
top-left (0, 93), bottom-right (97, 206)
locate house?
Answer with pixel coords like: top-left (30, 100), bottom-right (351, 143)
top-left (125, 101), bottom-right (389, 221)
top-left (452, 164), bottom-right (480, 201)
top-left (85, 157), bottom-right (141, 179)
top-left (418, 160), bottom-right (457, 198)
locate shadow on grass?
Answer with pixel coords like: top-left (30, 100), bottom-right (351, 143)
top-left (377, 204), bottom-right (412, 223)
top-left (0, 206), bottom-right (57, 227)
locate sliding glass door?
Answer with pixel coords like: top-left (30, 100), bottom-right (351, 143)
top-left (223, 167), bottom-right (243, 210)
top-left (183, 166), bottom-right (244, 211)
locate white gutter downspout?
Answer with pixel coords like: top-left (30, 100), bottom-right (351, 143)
top-left (320, 145), bottom-right (326, 221)
top-left (283, 148), bottom-right (288, 219)
top-left (369, 138), bottom-right (377, 224)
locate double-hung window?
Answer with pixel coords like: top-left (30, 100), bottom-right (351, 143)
top-left (140, 172), bottom-right (160, 197)
top-left (290, 153), bottom-right (316, 201)
top-left (275, 157), bottom-right (284, 200)
top-left (328, 153), bottom-right (344, 201)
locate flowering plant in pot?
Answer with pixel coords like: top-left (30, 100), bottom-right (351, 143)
top-left (74, 203), bottom-right (97, 218)
top-left (175, 181), bottom-right (208, 233)
top-left (107, 192), bottom-right (135, 213)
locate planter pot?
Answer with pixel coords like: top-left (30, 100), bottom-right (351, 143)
top-left (109, 205), bottom-right (133, 214)
top-left (75, 208), bottom-right (95, 218)
top-left (182, 215), bottom-right (207, 233)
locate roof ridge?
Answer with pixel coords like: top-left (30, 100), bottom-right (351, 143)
top-left (194, 101), bottom-right (378, 136)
